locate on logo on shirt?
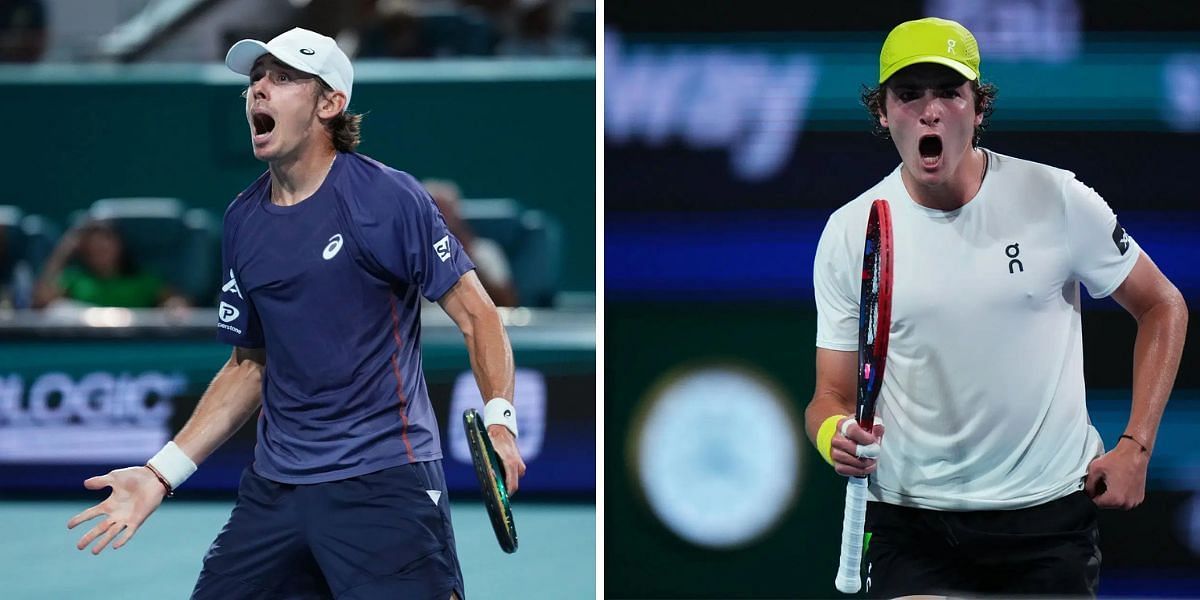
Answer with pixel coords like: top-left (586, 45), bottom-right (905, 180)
top-left (434, 235), bottom-right (451, 262)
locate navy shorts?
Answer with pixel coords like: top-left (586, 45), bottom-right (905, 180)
top-left (192, 461), bottom-right (464, 600)
top-left (863, 491), bottom-right (1101, 598)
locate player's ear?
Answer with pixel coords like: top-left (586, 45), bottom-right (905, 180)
top-left (317, 90), bottom-right (347, 120)
top-left (971, 83), bottom-right (985, 126)
top-left (876, 89), bottom-right (889, 128)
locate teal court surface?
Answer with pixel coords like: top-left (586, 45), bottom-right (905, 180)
top-left (1, 500), bottom-right (595, 599)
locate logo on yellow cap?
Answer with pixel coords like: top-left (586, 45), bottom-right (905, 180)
top-left (878, 17), bottom-right (981, 84)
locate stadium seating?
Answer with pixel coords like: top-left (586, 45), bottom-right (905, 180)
top-left (420, 10), bottom-right (498, 56)
top-left (459, 198), bottom-right (523, 246)
top-left (0, 206), bottom-right (61, 309)
top-left (459, 198), bottom-right (562, 307)
top-left (18, 214), bottom-right (61, 274)
top-left (0, 205), bottom-right (28, 307)
top-left (83, 197), bottom-right (221, 306)
top-left (511, 209), bottom-right (563, 307)
top-left (3, 196), bottom-right (557, 309)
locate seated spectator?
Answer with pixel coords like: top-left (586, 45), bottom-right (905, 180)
top-left (32, 220), bottom-right (188, 309)
top-left (423, 179), bottom-right (520, 307)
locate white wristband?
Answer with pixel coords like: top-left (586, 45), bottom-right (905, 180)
top-left (483, 397), bottom-right (518, 438)
top-left (147, 441), bottom-right (197, 491)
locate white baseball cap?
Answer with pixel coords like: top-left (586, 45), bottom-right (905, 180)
top-left (225, 27), bottom-right (354, 109)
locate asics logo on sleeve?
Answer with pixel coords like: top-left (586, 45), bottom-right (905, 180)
top-left (434, 235), bottom-right (451, 262)
top-left (222, 269), bottom-right (243, 299)
top-left (323, 234), bottom-right (344, 260)
top-left (218, 301), bottom-right (241, 323)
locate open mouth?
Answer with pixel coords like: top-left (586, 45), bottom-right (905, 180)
top-left (252, 111), bottom-right (276, 138)
top-left (918, 134), bottom-right (943, 168)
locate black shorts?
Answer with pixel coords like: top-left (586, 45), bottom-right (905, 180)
top-left (863, 490), bottom-right (1101, 598)
top-left (192, 461), bottom-right (464, 600)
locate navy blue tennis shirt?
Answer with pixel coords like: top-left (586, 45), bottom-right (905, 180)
top-left (216, 152), bottom-right (475, 484)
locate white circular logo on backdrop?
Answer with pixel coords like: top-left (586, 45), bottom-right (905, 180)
top-left (631, 362), bottom-right (803, 549)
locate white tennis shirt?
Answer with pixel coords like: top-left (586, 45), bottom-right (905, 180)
top-left (814, 150), bottom-right (1140, 510)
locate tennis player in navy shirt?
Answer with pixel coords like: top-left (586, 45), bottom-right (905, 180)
top-left (68, 28), bottom-right (525, 600)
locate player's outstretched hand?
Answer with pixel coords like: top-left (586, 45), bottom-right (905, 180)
top-left (831, 420), bottom-right (885, 478)
top-left (487, 424), bottom-right (527, 495)
top-left (67, 466), bottom-right (167, 555)
top-left (1085, 439), bottom-right (1149, 510)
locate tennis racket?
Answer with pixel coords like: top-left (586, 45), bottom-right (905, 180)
top-left (462, 408), bottom-right (519, 553)
top-left (834, 198), bottom-right (894, 594)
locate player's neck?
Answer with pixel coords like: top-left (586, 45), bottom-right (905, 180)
top-left (268, 144), bottom-right (338, 207)
top-left (901, 147), bottom-right (988, 212)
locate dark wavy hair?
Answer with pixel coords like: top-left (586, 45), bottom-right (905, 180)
top-left (314, 79), bottom-right (363, 153)
top-left (861, 78), bottom-right (997, 147)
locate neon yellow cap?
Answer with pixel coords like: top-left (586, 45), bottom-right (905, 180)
top-left (878, 17), bottom-right (980, 84)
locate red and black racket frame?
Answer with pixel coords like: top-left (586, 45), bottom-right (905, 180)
top-left (856, 199), bottom-right (893, 430)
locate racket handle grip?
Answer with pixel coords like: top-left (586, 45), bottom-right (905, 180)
top-left (835, 476), bottom-right (869, 594)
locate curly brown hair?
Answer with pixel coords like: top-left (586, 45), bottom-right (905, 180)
top-left (861, 78), bottom-right (997, 147)
top-left (314, 79), bottom-right (363, 153)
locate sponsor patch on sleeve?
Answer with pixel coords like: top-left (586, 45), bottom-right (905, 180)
top-left (1111, 222), bottom-right (1130, 255)
top-left (434, 235), bottom-right (452, 262)
top-left (221, 269), bottom-right (243, 299)
top-left (218, 301), bottom-right (240, 323)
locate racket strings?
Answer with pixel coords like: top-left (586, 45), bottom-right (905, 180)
top-left (861, 227), bottom-right (882, 358)
top-left (859, 220), bottom-right (884, 412)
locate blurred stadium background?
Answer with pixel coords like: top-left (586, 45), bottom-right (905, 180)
top-left (606, 1), bottom-right (1199, 598)
top-left (0, 0), bottom-right (595, 598)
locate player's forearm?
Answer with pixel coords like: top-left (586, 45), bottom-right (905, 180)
top-left (1124, 291), bottom-right (1188, 452)
top-left (173, 357), bottom-right (264, 464)
top-left (463, 308), bottom-right (515, 401)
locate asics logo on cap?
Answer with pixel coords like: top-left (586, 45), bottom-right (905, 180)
top-left (300, 48), bottom-right (315, 55)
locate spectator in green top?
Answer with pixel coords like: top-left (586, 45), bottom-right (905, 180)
top-left (32, 220), bottom-right (188, 309)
